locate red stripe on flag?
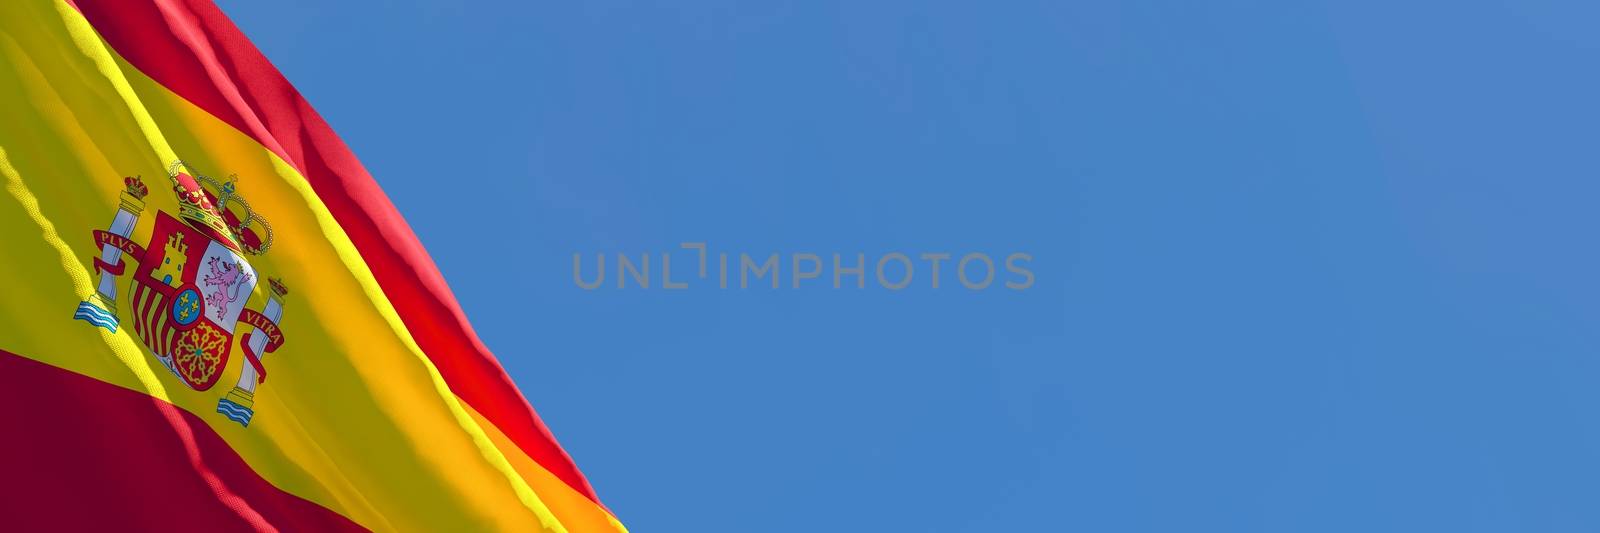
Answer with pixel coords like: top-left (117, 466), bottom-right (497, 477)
top-left (0, 349), bottom-right (366, 532)
top-left (66, 0), bottom-right (603, 506)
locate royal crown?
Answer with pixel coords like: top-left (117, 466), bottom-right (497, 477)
top-left (168, 161), bottom-right (274, 255)
top-left (123, 176), bottom-right (149, 200)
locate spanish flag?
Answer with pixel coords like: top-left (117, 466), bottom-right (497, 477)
top-left (0, 1), bottom-right (622, 530)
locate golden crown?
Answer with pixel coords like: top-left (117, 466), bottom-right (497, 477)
top-left (168, 161), bottom-right (273, 255)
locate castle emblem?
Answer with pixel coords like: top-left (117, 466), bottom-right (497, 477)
top-left (73, 162), bottom-right (289, 428)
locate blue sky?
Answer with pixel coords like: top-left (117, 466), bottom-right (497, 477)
top-left (222, 1), bottom-right (1599, 531)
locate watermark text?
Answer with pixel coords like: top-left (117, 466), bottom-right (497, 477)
top-left (574, 243), bottom-right (1034, 290)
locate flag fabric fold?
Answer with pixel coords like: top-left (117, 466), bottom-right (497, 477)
top-left (0, 0), bottom-right (623, 530)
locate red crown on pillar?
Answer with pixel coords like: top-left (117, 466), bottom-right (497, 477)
top-left (123, 176), bottom-right (149, 200)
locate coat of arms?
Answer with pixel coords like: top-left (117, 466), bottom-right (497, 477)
top-left (73, 162), bottom-right (288, 428)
